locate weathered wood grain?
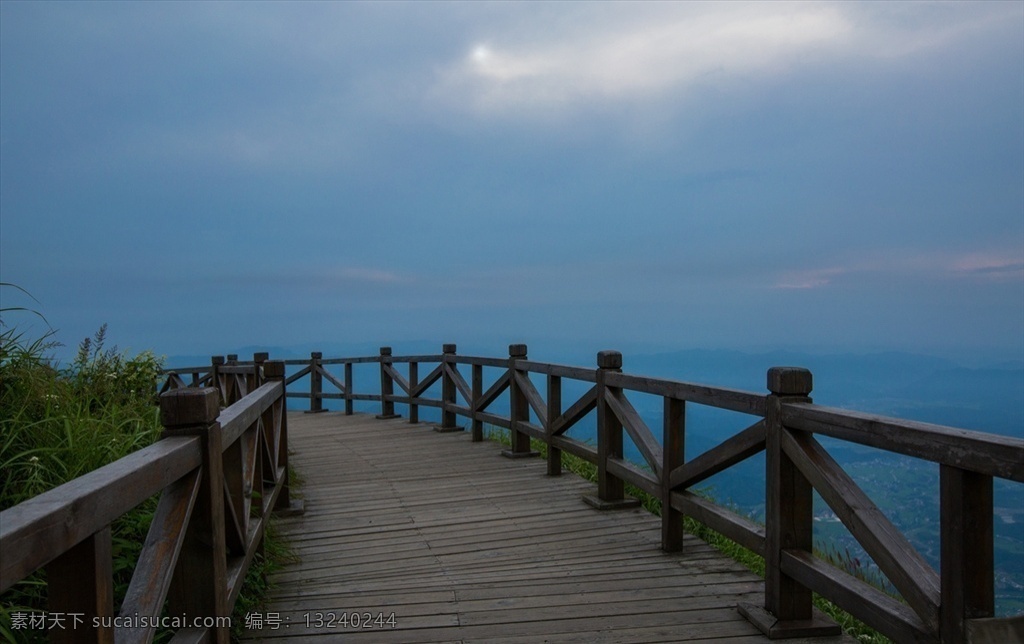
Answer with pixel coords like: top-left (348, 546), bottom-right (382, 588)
top-left (47, 526), bottom-right (114, 644)
top-left (780, 549), bottom-right (931, 643)
top-left (0, 437), bottom-right (202, 592)
top-left (670, 490), bottom-right (766, 556)
top-left (155, 348), bottom-right (1022, 643)
top-left (606, 387), bottom-right (663, 477)
top-left (780, 403), bottom-right (1024, 481)
top-left (517, 360), bottom-right (598, 382)
top-left (219, 382), bottom-right (282, 447)
top-left (604, 372), bottom-right (765, 416)
top-left (318, 356), bottom-right (379, 365)
top-left (117, 469), bottom-right (202, 643)
top-left (243, 412), bottom-right (852, 643)
top-left (513, 369), bottom-right (548, 428)
top-left (473, 370), bottom-right (510, 413)
top-left (550, 385), bottom-right (598, 436)
top-left (668, 420), bottom-right (764, 491)
top-left (781, 428), bottom-right (940, 632)
top-left (448, 362), bottom-right (473, 407)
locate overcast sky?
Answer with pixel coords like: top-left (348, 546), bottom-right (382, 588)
top-left (1, 1), bottom-right (1022, 365)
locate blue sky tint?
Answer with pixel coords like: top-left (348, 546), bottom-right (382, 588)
top-left (1, 1), bottom-right (1022, 364)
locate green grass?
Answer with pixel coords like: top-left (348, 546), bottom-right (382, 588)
top-left (484, 426), bottom-right (890, 643)
top-left (0, 308), bottom-right (295, 643)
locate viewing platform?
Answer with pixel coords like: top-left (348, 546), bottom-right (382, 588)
top-left (2, 344), bottom-right (1021, 643)
top-left (244, 411), bottom-right (849, 642)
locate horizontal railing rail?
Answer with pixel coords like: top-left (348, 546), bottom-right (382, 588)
top-left (162, 343), bottom-right (1024, 643)
top-left (2, 361), bottom-right (297, 644)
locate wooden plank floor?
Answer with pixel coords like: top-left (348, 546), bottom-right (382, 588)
top-left (242, 412), bottom-right (852, 643)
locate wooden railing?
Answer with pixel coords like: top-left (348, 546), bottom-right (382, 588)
top-left (9, 344), bottom-right (1019, 642)
top-left (162, 343), bottom-right (1024, 643)
top-left (0, 360), bottom-right (296, 644)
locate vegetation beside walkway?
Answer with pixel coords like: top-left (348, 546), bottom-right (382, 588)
top-left (0, 293), bottom-right (289, 641)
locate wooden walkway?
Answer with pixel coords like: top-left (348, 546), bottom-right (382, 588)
top-left (243, 412), bottom-right (851, 643)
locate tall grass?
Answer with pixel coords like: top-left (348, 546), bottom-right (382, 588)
top-left (0, 316), bottom-right (168, 641)
top-left (1, 324), bottom-right (163, 509)
top-left (0, 299), bottom-right (292, 642)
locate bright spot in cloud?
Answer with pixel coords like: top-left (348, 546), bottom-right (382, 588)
top-left (471, 44), bottom-right (490, 63)
top-left (439, 4), bottom-right (852, 114)
top-left (435, 2), bottom-right (1017, 117)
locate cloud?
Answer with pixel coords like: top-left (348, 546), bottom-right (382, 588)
top-left (331, 267), bottom-right (403, 285)
top-left (952, 255), bottom-right (1024, 279)
top-left (431, 2), bottom-right (1019, 118)
top-left (773, 267), bottom-right (848, 290)
top-left (771, 249), bottom-right (1024, 291)
top-left (179, 266), bottom-right (408, 293)
top-left (435, 3), bottom-right (847, 114)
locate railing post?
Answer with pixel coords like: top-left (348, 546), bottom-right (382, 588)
top-left (230, 354), bottom-right (245, 403)
top-left (377, 347), bottom-right (400, 419)
top-left (344, 361), bottom-right (353, 415)
top-left (584, 350), bottom-right (639, 510)
top-left (211, 355), bottom-right (225, 406)
top-left (159, 387), bottom-right (229, 644)
top-left (228, 354), bottom-right (240, 403)
top-left (306, 352), bottom-right (325, 414)
top-left (264, 361), bottom-right (302, 516)
top-left (46, 526), bottom-right (114, 644)
top-left (409, 359), bottom-right (419, 424)
top-left (940, 465), bottom-right (994, 642)
top-left (546, 373), bottom-right (562, 475)
top-left (503, 344), bottom-right (538, 458)
top-left (662, 397), bottom-right (685, 552)
top-left (434, 344), bottom-right (462, 432)
top-left (764, 367), bottom-right (813, 625)
top-left (742, 367), bottom-right (838, 638)
top-left (471, 362), bottom-right (483, 441)
top-left (225, 355), bottom-right (241, 405)
top-left (253, 351), bottom-right (268, 389)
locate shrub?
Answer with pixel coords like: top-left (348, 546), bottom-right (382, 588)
top-left (1, 302), bottom-right (292, 641)
top-left (1, 324), bottom-right (164, 509)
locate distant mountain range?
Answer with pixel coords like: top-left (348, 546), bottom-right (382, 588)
top-left (624, 348), bottom-right (1023, 438)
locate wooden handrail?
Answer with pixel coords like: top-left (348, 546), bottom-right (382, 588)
top-left (0, 437), bottom-right (203, 592)
top-left (151, 345), bottom-right (1024, 642)
top-left (781, 403), bottom-right (1024, 481)
top-left (2, 360), bottom-right (296, 643)
top-left (235, 343), bottom-right (1020, 643)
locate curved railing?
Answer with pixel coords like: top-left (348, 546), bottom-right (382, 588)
top-left (1, 361), bottom-right (295, 643)
top-left (165, 343), bottom-right (1024, 642)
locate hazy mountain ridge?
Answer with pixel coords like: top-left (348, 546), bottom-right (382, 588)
top-left (624, 348), bottom-right (1023, 438)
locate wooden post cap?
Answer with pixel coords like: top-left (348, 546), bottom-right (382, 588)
top-left (767, 367), bottom-right (813, 396)
top-left (253, 352), bottom-right (269, 363)
top-left (263, 361), bottom-right (285, 379)
top-left (310, 351), bottom-right (322, 359)
top-left (227, 354), bottom-right (238, 363)
top-left (211, 356), bottom-right (226, 365)
top-left (597, 351), bottom-right (622, 370)
top-left (443, 344), bottom-right (457, 354)
top-left (160, 387), bottom-right (220, 428)
top-left (379, 346), bottom-right (392, 356)
top-left (509, 344), bottom-right (528, 358)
